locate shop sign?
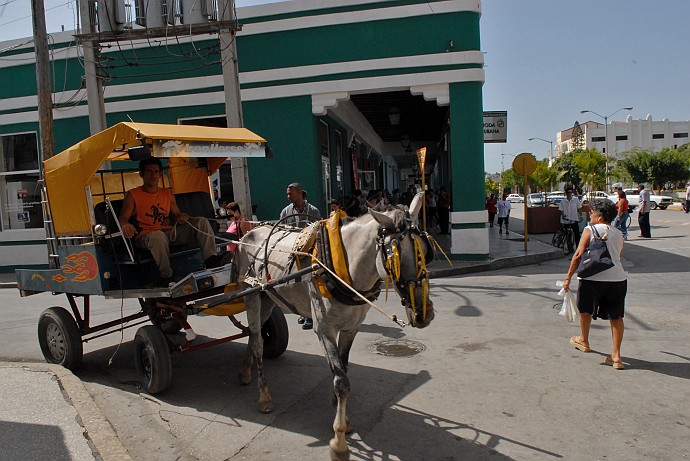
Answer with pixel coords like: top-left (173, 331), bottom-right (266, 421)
top-left (483, 111), bottom-right (507, 143)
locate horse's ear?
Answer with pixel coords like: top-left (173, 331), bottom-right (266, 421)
top-left (409, 192), bottom-right (424, 225)
top-left (369, 209), bottom-right (395, 230)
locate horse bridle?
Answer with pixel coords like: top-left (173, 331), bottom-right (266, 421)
top-left (376, 221), bottom-right (433, 322)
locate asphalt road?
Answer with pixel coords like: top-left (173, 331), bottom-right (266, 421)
top-left (2, 208), bottom-right (689, 460)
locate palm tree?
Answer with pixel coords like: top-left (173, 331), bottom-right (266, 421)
top-left (572, 148), bottom-right (606, 193)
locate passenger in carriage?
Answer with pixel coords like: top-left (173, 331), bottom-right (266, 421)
top-left (118, 157), bottom-right (231, 286)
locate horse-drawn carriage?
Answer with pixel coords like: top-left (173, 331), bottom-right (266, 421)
top-left (16, 122), bottom-right (288, 393)
top-left (17, 121), bottom-right (437, 460)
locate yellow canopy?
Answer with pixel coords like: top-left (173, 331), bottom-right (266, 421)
top-left (44, 122), bottom-right (267, 236)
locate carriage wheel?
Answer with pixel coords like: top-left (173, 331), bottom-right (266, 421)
top-left (38, 307), bottom-right (83, 370)
top-left (134, 326), bottom-right (172, 394)
top-left (261, 307), bottom-right (289, 359)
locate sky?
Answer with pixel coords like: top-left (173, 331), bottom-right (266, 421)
top-left (2, 0), bottom-right (689, 174)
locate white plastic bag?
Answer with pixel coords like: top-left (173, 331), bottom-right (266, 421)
top-left (556, 281), bottom-right (578, 322)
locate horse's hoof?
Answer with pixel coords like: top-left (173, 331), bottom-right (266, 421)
top-left (329, 444), bottom-right (350, 461)
top-left (258, 400), bottom-right (274, 414)
top-left (238, 369), bottom-right (252, 386)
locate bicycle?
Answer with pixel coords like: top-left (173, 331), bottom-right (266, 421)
top-left (552, 221), bottom-right (577, 256)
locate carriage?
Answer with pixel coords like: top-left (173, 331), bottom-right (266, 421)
top-left (15, 122), bottom-right (289, 393)
top-left (17, 121), bottom-right (437, 460)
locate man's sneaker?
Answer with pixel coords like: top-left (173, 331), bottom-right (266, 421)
top-left (302, 318), bottom-right (313, 330)
top-left (499, 229), bottom-right (503, 234)
top-left (297, 316), bottom-right (306, 324)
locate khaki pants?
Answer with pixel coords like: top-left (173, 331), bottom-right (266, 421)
top-left (134, 217), bottom-right (217, 279)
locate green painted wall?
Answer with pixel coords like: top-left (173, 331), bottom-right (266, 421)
top-left (244, 96), bottom-right (323, 220)
top-left (449, 81), bottom-right (485, 211)
top-left (238, 12), bottom-right (480, 73)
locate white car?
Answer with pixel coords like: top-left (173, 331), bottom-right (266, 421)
top-left (582, 191), bottom-right (609, 203)
top-left (608, 189), bottom-right (674, 210)
top-left (507, 193), bottom-right (524, 203)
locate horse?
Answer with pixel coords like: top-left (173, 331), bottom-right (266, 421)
top-left (235, 192), bottom-right (434, 460)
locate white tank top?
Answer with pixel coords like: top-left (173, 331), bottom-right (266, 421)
top-left (580, 223), bottom-right (627, 282)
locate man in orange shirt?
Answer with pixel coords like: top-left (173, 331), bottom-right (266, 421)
top-left (119, 157), bottom-right (228, 285)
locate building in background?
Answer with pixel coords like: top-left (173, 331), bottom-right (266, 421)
top-left (557, 115), bottom-right (690, 157)
top-left (0, 0), bottom-right (487, 272)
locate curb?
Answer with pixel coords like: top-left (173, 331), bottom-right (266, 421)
top-left (1, 362), bottom-right (132, 461)
top-left (429, 248), bottom-right (564, 279)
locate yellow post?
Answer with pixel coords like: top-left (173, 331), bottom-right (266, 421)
top-left (416, 147), bottom-right (428, 231)
top-left (523, 174), bottom-right (529, 252)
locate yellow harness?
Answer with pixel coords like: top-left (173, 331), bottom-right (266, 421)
top-left (313, 213), bottom-right (352, 298)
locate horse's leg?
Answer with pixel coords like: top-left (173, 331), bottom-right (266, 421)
top-left (238, 294), bottom-right (257, 386)
top-left (336, 329), bottom-right (358, 435)
top-left (308, 295), bottom-right (352, 461)
top-left (240, 293), bottom-right (274, 413)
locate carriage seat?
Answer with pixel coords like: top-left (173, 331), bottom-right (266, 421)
top-left (94, 190), bottom-right (219, 265)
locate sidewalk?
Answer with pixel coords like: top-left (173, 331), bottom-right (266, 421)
top-left (0, 362), bottom-right (131, 461)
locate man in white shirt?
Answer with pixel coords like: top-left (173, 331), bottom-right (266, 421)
top-left (637, 184), bottom-right (652, 238)
top-left (496, 193), bottom-right (512, 235)
top-left (558, 187), bottom-right (583, 253)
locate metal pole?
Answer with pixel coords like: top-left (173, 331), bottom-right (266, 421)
top-left (77, 0), bottom-right (107, 135)
top-left (523, 173), bottom-right (528, 252)
top-left (604, 115), bottom-right (609, 192)
top-left (219, 0), bottom-right (252, 219)
top-left (31, 0), bottom-right (55, 162)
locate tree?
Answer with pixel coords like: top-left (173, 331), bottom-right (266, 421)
top-left (572, 148), bottom-right (606, 192)
top-left (528, 159), bottom-right (560, 192)
top-left (485, 178), bottom-right (500, 196)
top-left (501, 168), bottom-right (522, 193)
top-left (571, 121), bottom-right (585, 151)
top-left (620, 147), bottom-right (690, 192)
top-left (552, 151), bottom-right (582, 190)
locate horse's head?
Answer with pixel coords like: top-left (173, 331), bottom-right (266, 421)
top-left (371, 193), bottom-right (434, 329)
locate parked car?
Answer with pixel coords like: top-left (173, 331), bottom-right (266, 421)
top-left (547, 191), bottom-right (566, 206)
top-left (507, 193), bottom-right (524, 203)
top-left (608, 189), bottom-right (673, 210)
top-left (582, 191), bottom-right (609, 203)
top-left (527, 192), bottom-right (547, 207)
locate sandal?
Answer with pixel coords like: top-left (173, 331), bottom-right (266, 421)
top-left (603, 355), bottom-right (625, 370)
top-left (570, 336), bottom-right (591, 352)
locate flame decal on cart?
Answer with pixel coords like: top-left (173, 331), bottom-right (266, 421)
top-left (59, 251), bottom-right (99, 282)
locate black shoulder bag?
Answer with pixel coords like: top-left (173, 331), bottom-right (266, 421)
top-left (576, 225), bottom-right (614, 278)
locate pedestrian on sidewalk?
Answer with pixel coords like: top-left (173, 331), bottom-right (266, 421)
top-left (637, 184), bottom-right (652, 238)
top-left (684, 181), bottom-right (690, 213)
top-left (496, 193), bottom-right (511, 235)
top-left (562, 199), bottom-right (628, 370)
top-left (612, 188), bottom-right (629, 240)
top-left (486, 194), bottom-right (498, 228)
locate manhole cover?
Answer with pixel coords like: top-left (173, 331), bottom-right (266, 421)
top-left (368, 339), bottom-right (426, 357)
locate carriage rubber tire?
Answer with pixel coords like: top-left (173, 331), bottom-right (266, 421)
top-left (134, 325), bottom-right (172, 394)
top-left (38, 307), bottom-right (83, 370)
top-left (261, 307), bottom-right (289, 359)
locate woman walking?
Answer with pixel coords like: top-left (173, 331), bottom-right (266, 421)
top-left (613, 188), bottom-right (629, 240)
top-left (562, 199), bottom-right (628, 369)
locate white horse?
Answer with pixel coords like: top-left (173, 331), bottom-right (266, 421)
top-left (236, 193), bottom-right (434, 460)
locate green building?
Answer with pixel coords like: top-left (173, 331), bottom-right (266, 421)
top-left (0, 0), bottom-right (487, 272)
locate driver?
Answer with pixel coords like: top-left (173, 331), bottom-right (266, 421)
top-left (118, 157), bottom-right (230, 285)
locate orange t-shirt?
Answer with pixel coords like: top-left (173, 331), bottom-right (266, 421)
top-left (617, 198), bottom-right (629, 213)
top-left (129, 187), bottom-right (173, 236)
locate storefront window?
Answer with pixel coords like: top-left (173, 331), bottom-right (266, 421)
top-left (0, 133), bottom-right (43, 230)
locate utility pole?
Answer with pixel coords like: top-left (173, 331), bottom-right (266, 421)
top-left (77, 0), bottom-right (107, 134)
top-left (31, 0), bottom-right (55, 162)
top-left (219, 0), bottom-right (252, 218)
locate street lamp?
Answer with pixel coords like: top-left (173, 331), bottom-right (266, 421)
top-left (579, 107), bottom-right (633, 191)
top-left (528, 137), bottom-right (554, 165)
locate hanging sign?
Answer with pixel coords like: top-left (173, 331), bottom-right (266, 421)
top-left (416, 147), bottom-right (427, 174)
